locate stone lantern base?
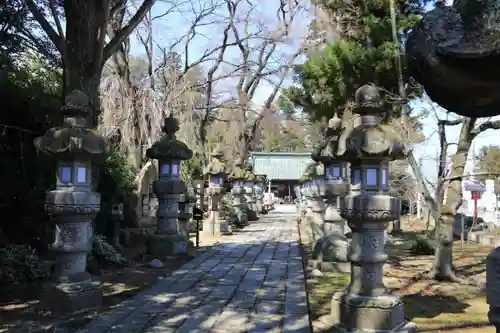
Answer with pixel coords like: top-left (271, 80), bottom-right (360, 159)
top-left (247, 207), bottom-right (258, 221)
top-left (40, 278), bottom-right (102, 314)
top-left (148, 234), bottom-right (188, 257)
top-left (311, 235), bottom-right (350, 273)
top-left (203, 215), bottom-right (232, 237)
top-left (330, 292), bottom-right (416, 333)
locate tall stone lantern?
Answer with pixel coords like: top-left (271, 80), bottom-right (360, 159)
top-left (331, 85), bottom-right (415, 332)
top-left (298, 179), bottom-right (309, 219)
top-left (254, 175), bottom-right (266, 214)
top-left (146, 115), bottom-right (193, 257)
top-left (243, 165), bottom-right (259, 221)
top-left (202, 146), bottom-right (231, 236)
top-left (311, 115), bottom-right (350, 272)
top-left (35, 90), bottom-right (105, 313)
top-left (301, 176), bottom-right (314, 219)
top-left (230, 159), bottom-right (249, 226)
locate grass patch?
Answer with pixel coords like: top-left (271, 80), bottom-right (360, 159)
top-left (301, 218), bottom-right (494, 333)
top-left (308, 272), bottom-right (350, 318)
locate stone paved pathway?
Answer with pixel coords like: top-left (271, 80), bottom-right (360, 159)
top-left (78, 205), bottom-right (311, 333)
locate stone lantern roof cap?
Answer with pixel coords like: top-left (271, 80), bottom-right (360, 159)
top-left (34, 90), bottom-right (106, 161)
top-left (203, 144), bottom-right (227, 176)
top-left (230, 157), bottom-right (252, 180)
top-left (300, 162), bottom-right (323, 181)
top-left (311, 113), bottom-right (343, 163)
top-left (337, 84), bottom-right (410, 161)
top-left (146, 115), bottom-right (193, 161)
top-left (255, 174), bottom-right (267, 183)
top-left (353, 84), bottom-right (384, 115)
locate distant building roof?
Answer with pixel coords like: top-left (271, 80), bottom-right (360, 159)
top-left (250, 152), bottom-right (313, 180)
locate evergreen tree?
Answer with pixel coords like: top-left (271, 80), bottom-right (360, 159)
top-left (281, 0), bottom-right (429, 121)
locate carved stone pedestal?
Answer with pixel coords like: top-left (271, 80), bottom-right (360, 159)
top-left (313, 205), bottom-right (350, 272)
top-left (148, 234), bottom-right (188, 257)
top-left (203, 191), bottom-right (232, 237)
top-left (244, 184), bottom-right (258, 221)
top-left (310, 180), bottom-right (350, 273)
top-left (331, 293), bottom-right (416, 333)
top-left (41, 197), bottom-right (104, 314)
top-left (232, 185), bottom-right (248, 227)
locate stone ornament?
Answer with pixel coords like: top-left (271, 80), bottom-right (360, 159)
top-left (146, 115), bottom-right (193, 256)
top-left (337, 85), bottom-right (409, 161)
top-left (310, 115), bottom-right (351, 272)
top-left (229, 157), bottom-right (252, 181)
top-left (202, 145), bottom-right (231, 236)
top-left (229, 157), bottom-right (250, 226)
top-left (35, 90), bottom-right (105, 313)
top-left (34, 90), bottom-right (106, 160)
top-left (406, 0), bottom-right (500, 117)
top-left (330, 84), bottom-right (416, 333)
top-left (45, 204), bottom-right (100, 215)
top-left (146, 115), bottom-right (193, 161)
top-left (203, 144), bottom-right (227, 187)
top-left (338, 208), bottom-right (399, 222)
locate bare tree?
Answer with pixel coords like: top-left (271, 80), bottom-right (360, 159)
top-left (223, 0), bottom-right (307, 163)
top-left (406, 103), bottom-right (500, 281)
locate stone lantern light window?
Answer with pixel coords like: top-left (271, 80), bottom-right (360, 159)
top-left (76, 166), bottom-right (87, 184)
top-left (365, 167), bottom-right (378, 186)
top-left (351, 167), bottom-right (361, 185)
top-left (210, 174), bottom-right (224, 185)
top-left (57, 162), bottom-right (89, 186)
top-left (160, 160), bottom-right (180, 177)
top-left (58, 164), bottom-right (72, 184)
top-left (381, 166), bottom-right (389, 187)
top-left (325, 163), bottom-right (347, 180)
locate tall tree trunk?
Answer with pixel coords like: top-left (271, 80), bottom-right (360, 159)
top-left (63, 1), bottom-right (108, 125)
top-left (430, 118), bottom-right (476, 281)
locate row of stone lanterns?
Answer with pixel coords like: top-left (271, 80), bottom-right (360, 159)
top-left (306, 85), bottom-right (415, 332)
top-left (36, 91), bottom-right (266, 314)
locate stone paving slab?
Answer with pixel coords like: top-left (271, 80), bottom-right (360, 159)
top-left (77, 205), bottom-right (311, 333)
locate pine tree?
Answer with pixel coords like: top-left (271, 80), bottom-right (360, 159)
top-left (281, 0), bottom-right (430, 121)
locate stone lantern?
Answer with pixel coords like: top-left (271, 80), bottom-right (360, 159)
top-left (330, 85), bottom-right (415, 332)
top-left (230, 159), bottom-right (249, 226)
top-left (146, 115), bottom-right (193, 257)
top-left (301, 175), bottom-right (315, 219)
top-left (35, 90), bottom-right (105, 313)
top-left (298, 179), bottom-right (309, 218)
top-left (179, 183), bottom-right (197, 247)
top-left (311, 115), bottom-right (351, 272)
top-left (202, 146), bottom-right (231, 236)
top-left (303, 163), bottom-right (324, 225)
top-left (254, 175), bottom-right (267, 214)
top-left (243, 164), bottom-right (258, 221)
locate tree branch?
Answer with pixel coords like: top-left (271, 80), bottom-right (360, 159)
top-left (471, 119), bottom-right (500, 137)
top-left (102, 0), bottom-right (156, 64)
top-left (437, 118), bottom-right (465, 126)
top-left (25, 0), bottom-right (65, 53)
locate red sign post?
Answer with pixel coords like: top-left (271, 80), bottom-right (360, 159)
top-left (471, 191), bottom-right (482, 229)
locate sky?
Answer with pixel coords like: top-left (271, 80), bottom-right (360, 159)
top-left (126, 0), bottom-right (500, 185)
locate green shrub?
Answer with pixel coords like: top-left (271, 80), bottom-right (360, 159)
top-left (91, 234), bottom-right (127, 266)
top-left (95, 151), bottom-right (137, 232)
top-left (0, 232), bottom-right (52, 283)
top-left (410, 235), bottom-right (435, 255)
